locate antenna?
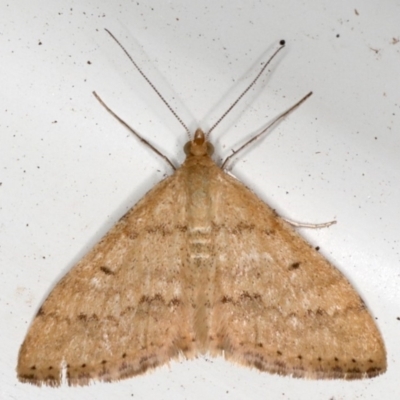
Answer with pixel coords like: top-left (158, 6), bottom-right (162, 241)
top-left (221, 91), bottom-right (313, 169)
top-left (104, 28), bottom-right (191, 139)
top-left (93, 91), bottom-right (176, 170)
top-left (100, 31), bottom-right (310, 163)
top-left (206, 40), bottom-right (286, 138)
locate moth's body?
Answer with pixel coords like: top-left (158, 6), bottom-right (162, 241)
top-left (17, 28), bottom-right (386, 388)
top-left (17, 130), bottom-right (386, 386)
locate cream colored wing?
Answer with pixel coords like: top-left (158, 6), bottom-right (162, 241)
top-left (207, 169), bottom-right (386, 379)
top-left (17, 172), bottom-right (194, 386)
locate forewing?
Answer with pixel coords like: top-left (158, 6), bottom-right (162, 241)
top-left (207, 169), bottom-right (386, 379)
top-left (18, 172), bottom-right (194, 386)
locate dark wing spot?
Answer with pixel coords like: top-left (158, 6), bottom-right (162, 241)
top-left (221, 295), bottom-right (233, 304)
top-left (264, 229), bottom-right (275, 236)
top-left (232, 222), bottom-right (256, 235)
top-left (146, 225), bottom-right (171, 236)
top-left (118, 211), bottom-right (130, 222)
top-left (289, 262), bottom-right (301, 270)
top-left (36, 307), bottom-right (45, 317)
top-left (100, 266), bottom-right (115, 275)
top-left (176, 224), bottom-right (188, 232)
top-left (20, 374), bottom-right (35, 380)
top-left (240, 291), bottom-right (262, 302)
top-left (76, 313), bottom-right (99, 322)
top-left (168, 298), bottom-right (181, 307)
top-left (367, 366), bottom-right (383, 375)
top-left (77, 313), bottom-right (87, 321)
top-left (139, 294), bottom-right (164, 304)
top-left (30, 365), bottom-right (36, 370)
top-left (358, 296), bottom-right (367, 309)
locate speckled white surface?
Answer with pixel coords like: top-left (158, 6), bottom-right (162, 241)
top-left (2, 1), bottom-right (399, 399)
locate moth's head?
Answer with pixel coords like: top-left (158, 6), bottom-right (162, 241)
top-left (184, 129), bottom-right (214, 157)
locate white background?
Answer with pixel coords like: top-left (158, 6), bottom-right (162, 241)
top-left (1, 1), bottom-right (399, 399)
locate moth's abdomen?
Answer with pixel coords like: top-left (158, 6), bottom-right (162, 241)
top-left (184, 158), bottom-right (216, 351)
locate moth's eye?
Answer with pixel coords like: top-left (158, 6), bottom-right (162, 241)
top-left (183, 142), bottom-right (191, 155)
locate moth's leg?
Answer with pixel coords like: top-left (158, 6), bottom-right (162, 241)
top-left (282, 217), bottom-right (336, 229)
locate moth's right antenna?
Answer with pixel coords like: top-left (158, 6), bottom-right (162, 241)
top-left (104, 28), bottom-right (191, 139)
top-left (221, 91), bottom-right (313, 169)
top-left (207, 40), bottom-right (286, 138)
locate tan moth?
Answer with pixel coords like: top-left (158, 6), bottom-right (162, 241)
top-left (17, 30), bottom-right (386, 386)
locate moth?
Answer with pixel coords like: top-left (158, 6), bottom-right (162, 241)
top-left (18, 30), bottom-right (386, 386)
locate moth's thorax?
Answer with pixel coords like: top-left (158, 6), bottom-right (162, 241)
top-left (184, 128), bottom-right (214, 159)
